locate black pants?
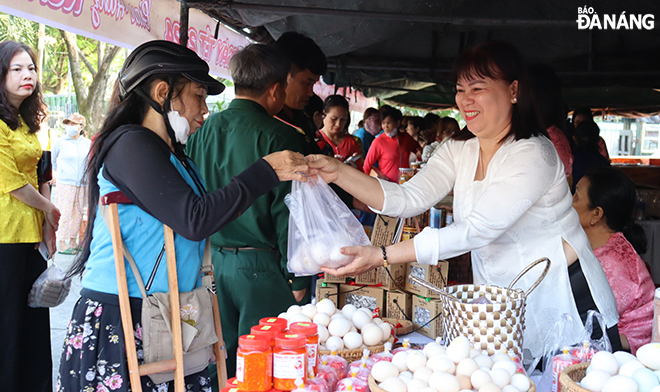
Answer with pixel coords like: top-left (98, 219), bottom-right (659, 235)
top-left (568, 260), bottom-right (623, 352)
top-left (0, 243), bottom-right (52, 392)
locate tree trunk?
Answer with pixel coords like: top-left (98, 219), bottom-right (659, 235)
top-left (36, 24), bottom-right (45, 85)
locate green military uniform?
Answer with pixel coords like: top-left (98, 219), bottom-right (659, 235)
top-left (186, 99), bottom-right (311, 382)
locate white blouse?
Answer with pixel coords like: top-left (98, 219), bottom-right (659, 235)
top-left (373, 135), bottom-right (618, 357)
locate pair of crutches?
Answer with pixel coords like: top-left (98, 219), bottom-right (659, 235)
top-left (104, 201), bottom-right (227, 392)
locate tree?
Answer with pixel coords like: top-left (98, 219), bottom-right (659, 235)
top-left (61, 31), bottom-right (121, 135)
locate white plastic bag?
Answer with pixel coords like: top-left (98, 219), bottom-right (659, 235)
top-left (285, 176), bottom-right (371, 276)
top-left (27, 262), bottom-right (72, 308)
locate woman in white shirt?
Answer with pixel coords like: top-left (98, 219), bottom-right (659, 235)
top-left (307, 41), bottom-right (621, 357)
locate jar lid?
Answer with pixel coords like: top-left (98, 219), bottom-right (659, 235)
top-left (275, 333), bottom-right (306, 348)
top-left (289, 322), bottom-right (318, 336)
top-left (238, 334), bottom-right (270, 350)
top-left (225, 377), bottom-right (238, 388)
top-left (259, 317), bottom-right (288, 332)
top-left (251, 324), bottom-right (279, 339)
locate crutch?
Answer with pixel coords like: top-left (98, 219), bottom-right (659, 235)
top-left (106, 202), bottom-right (185, 392)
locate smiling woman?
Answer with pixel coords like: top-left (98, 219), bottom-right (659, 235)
top-left (306, 40), bottom-right (622, 360)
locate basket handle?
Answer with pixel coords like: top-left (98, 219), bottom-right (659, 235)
top-left (408, 275), bottom-right (458, 301)
top-left (507, 257), bottom-right (551, 297)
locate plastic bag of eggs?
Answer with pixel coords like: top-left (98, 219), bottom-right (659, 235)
top-left (287, 234), bottom-right (355, 276)
top-left (371, 335), bottom-right (534, 392)
top-left (578, 342), bottom-right (660, 392)
top-left (279, 300), bottom-right (393, 350)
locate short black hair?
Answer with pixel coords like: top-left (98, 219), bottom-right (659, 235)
top-left (379, 105), bottom-right (402, 123)
top-left (230, 44), bottom-right (289, 97)
top-left (304, 94), bottom-right (324, 118)
top-left (274, 32), bottom-right (327, 76)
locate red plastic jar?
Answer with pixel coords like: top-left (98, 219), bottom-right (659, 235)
top-left (289, 322), bottom-right (319, 376)
top-left (273, 334), bottom-right (307, 391)
top-left (259, 317), bottom-right (288, 333)
top-left (225, 377), bottom-right (238, 388)
top-left (251, 324), bottom-right (279, 348)
top-left (236, 334), bottom-right (272, 392)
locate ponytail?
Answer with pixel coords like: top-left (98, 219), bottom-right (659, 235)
top-left (622, 220), bottom-right (648, 255)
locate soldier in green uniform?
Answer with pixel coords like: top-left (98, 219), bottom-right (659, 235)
top-left (186, 44), bottom-right (310, 382)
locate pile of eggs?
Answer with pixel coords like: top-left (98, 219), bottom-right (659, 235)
top-left (288, 238), bottom-right (353, 275)
top-left (370, 336), bottom-right (532, 392)
top-left (276, 299), bottom-right (392, 350)
top-left (578, 343), bottom-right (660, 392)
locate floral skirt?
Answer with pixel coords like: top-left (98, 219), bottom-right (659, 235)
top-left (56, 289), bottom-right (212, 392)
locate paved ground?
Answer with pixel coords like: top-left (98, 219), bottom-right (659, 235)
top-left (49, 251), bottom-right (82, 389)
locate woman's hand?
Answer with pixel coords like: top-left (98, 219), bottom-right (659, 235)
top-left (45, 204), bottom-right (61, 231)
top-left (305, 154), bottom-right (343, 183)
top-left (42, 222), bottom-right (57, 257)
top-left (262, 150), bottom-right (309, 182)
top-left (321, 245), bottom-right (383, 276)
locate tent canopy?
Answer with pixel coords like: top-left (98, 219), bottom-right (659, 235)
top-left (185, 0), bottom-right (660, 115)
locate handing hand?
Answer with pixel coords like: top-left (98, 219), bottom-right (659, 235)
top-left (305, 154), bottom-right (343, 183)
top-left (46, 204), bottom-right (61, 231)
top-left (263, 150), bottom-right (309, 182)
top-left (321, 245), bottom-right (383, 277)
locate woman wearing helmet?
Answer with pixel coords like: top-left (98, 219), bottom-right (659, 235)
top-left (57, 40), bottom-right (309, 392)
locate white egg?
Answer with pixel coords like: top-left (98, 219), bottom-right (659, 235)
top-left (419, 388), bottom-right (436, 392)
top-left (446, 336), bottom-right (471, 363)
top-left (392, 351), bottom-right (410, 371)
top-left (456, 358), bottom-right (479, 377)
top-left (330, 313), bottom-right (347, 321)
top-left (473, 355), bottom-right (494, 369)
top-left (423, 342), bottom-right (440, 356)
top-left (426, 355), bottom-right (456, 374)
top-left (491, 353), bottom-right (511, 363)
top-left (301, 303), bottom-right (317, 319)
top-left (479, 382), bottom-right (503, 392)
top-left (372, 361), bottom-right (400, 382)
top-left (352, 311), bottom-right (373, 330)
top-left (325, 336), bottom-right (344, 351)
top-left (379, 323), bottom-right (393, 342)
top-left (489, 368), bottom-right (511, 388)
top-left (363, 325), bottom-right (384, 346)
top-left (601, 375), bottom-right (639, 392)
top-left (619, 360), bottom-right (646, 377)
top-left (502, 386), bottom-right (521, 392)
top-left (313, 312), bottom-right (331, 327)
top-left (400, 371), bottom-right (414, 379)
top-left (491, 360), bottom-right (516, 376)
top-left (632, 367), bottom-right (659, 392)
top-left (349, 325), bottom-right (358, 333)
top-left (329, 247), bottom-right (351, 266)
top-left (380, 376), bottom-right (408, 392)
top-left (510, 373), bottom-right (531, 392)
top-left (341, 304), bottom-right (358, 320)
top-left (407, 351), bottom-right (428, 372)
top-left (373, 318), bottom-right (384, 325)
top-left (277, 312), bottom-right (290, 321)
top-left (361, 322), bottom-right (378, 332)
top-left (286, 304), bottom-right (302, 315)
top-left (650, 386), bottom-right (660, 392)
top-left (407, 378), bottom-right (428, 392)
top-left (470, 348), bottom-right (482, 358)
top-left (317, 324), bottom-right (329, 343)
top-left (429, 371), bottom-right (460, 392)
top-left (426, 344), bottom-right (447, 358)
top-left (328, 318), bottom-right (351, 337)
top-left (288, 313), bottom-right (311, 326)
top-left (359, 307), bottom-right (373, 316)
top-left (456, 374), bottom-right (472, 390)
top-left (310, 243), bottom-right (329, 264)
top-left (316, 298), bottom-right (336, 315)
top-left (591, 351), bottom-right (619, 376)
top-left (343, 331), bottom-right (363, 350)
top-left (470, 369), bottom-right (492, 390)
top-left (637, 343), bottom-right (660, 370)
top-left (413, 366), bottom-right (433, 383)
top-left (614, 351), bottom-right (638, 367)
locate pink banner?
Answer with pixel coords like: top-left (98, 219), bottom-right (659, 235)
top-left (0, 0), bottom-right (249, 79)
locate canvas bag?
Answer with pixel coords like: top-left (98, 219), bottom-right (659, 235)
top-left (100, 205), bottom-right (218, 384)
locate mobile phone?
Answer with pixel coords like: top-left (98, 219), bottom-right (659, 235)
top-left (38, 241), bottom-right (51, 261)
top-left (344, 154), bottom-right (361, 165)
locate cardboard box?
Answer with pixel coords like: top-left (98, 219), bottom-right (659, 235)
top-left (412, 295), bottom-right (443, 339)
top-left (405, 261), bottom-right (450, 298)
top-left (355, 214), bottom-right (406, 286)
top-left (315, 280), bottom-right (339, 308)
top-left (386, 290), bottom-right (413, 320)
top-left (338, 284), bottom-right (386, 317)
top-left (322, 273), bottom-right (346, 284)
top-left (354, 264), bottom-right (408, 290)
top-left (370, 215), bottom-right (404, 248)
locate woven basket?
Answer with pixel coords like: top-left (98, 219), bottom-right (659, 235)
top-left (368, 374), bottom-right (536, 392)
top-left (559, 362), bottom-right (590, 392)
top-left (382, 318), bottom-right (413, 336)
top-left (410, 258), bottom-right (550, 360)
top-left (319, 336), bottom-right (395, 361)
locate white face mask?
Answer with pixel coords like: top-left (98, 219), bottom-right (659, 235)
top-left (167, 110), bottom-right (191, 144)
top-left (65, 125), bottom-right (80, 137)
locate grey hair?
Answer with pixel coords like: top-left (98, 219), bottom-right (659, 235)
top-left (230, 43), bottom-right (289, 96)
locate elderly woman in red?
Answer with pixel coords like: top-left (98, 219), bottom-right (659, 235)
top-left (572, 167), bottom-right (655, 353)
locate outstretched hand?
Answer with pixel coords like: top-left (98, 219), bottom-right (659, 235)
top-left (321, 245), bottom-right (383, 277)
top-left (263, 150), bottom-right (310, 182)
top-left (305, 154), bottom-right (343, 183)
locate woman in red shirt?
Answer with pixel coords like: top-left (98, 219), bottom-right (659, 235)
top-left (316, 95), bottom-right (363, 168)
top-left (363, 105), bottom-right (420, 182)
